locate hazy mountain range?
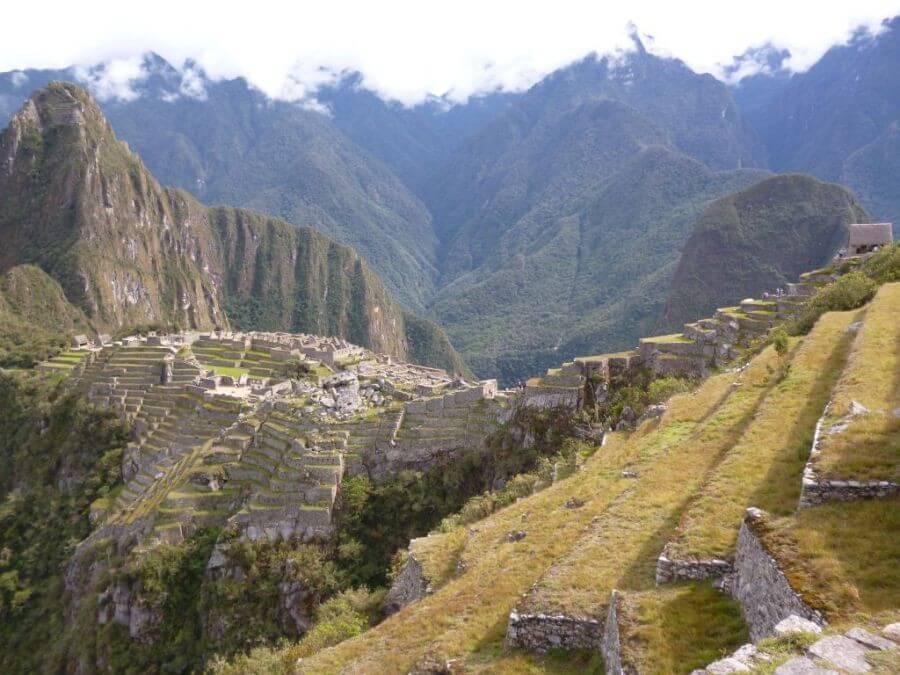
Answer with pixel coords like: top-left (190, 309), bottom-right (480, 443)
top-left (2, 18), bottom-right (898, 382)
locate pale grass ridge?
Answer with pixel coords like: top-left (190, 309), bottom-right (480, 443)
top-left (668, 309), bottom-right (861, 561)
top-left (813, 282), bottom-right (900, 481)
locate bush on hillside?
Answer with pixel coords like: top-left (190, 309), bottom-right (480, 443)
top-left (790, 271), bottom-right (878, 335)
top-left (860, 242), bottom-right (900, 283)
top-left (647, 376), bottom-right (695, 404)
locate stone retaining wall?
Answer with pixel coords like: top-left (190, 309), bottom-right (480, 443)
top-left (522, 386), bottom-right (581, 410)
top-left (799, 403), bottom-right (899, 507)
top-left (383, 550), bottom-right (430, 615)
top-left (655, 546), bottom-right (732, 585)
top-left (732, 508), bottom-right (825, 641)
top-left (505, 609), bottom-right (602, 653)
top-left (601, 590), bottom-right (629, 674)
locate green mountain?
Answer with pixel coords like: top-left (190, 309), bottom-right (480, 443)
top-left (0, 82), bottom-right (466, 374)
top-left (421, 47), bottom-right (768, 381)
top-left (0, 57), bottom-right (439, 311)
top-left (662, 174), bottom-right (870, 328)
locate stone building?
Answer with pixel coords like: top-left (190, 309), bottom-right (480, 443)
top-left (847, 222), bottom-right (893, 255)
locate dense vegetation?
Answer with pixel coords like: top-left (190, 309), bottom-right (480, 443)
top-left (0, 372), bottom-right (129, 673)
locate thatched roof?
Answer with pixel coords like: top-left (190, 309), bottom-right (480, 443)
top-left (848, 223), bottom-right (893, 247)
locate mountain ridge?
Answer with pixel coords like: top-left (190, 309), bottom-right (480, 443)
top-left (0, 82), bottom-right (467, 374)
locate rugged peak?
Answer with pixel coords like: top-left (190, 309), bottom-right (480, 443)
top-left (0, 83), bottom-right (466, 373)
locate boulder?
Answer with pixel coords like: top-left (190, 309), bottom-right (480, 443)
top-left (807, 635), bottom-right (872, 674)
top-left (775, 615), bottom-right (823, 637)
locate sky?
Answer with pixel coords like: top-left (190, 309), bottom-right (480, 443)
top-left (3, 0), bottom-right (900, 106)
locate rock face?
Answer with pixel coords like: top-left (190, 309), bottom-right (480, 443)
top-left (0, 82), bottom-right (466, 372)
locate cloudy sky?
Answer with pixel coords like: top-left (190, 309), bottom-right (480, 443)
top-left (4, 0), bottom-right (900, 105)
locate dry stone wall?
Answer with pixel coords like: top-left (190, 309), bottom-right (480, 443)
top-left (732, 508), bottom-right (825, 641)
top-left (800, 403), bottom-right (899, 508)
top-left (504, 610), bottom-right (603, 653)
top-left (655, 544), bottom-right (732, 585)
top-left (383, 550), bottom-right (430, 614)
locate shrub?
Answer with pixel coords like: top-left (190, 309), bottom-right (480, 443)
top-left (647, 376), bottom-right (695, 404)
top-left (770, 327), bottom-right (789, 357)
top-left (790, 271), bottom-right (877, 335)
top-left (860, 242), bottom-right (900, 283)
top-left (284, 587), bottom-right (385, 661)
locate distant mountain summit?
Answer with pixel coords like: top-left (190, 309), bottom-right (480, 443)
top-left (737, 17), bottom-right (900, 231)
top-left (0, 82), bottom-right (467, 373)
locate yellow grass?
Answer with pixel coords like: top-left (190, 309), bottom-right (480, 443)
top-left (295, 372), bottom-right (740, 673)
top-left (759, 497), bottom-right (900, 619)
top-left (813, 283), bottom-right (900, 481)
top-left (668, 309), bottom-right (860, 560)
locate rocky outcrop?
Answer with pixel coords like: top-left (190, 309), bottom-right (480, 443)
top-left (732, 508), bottom-right (825, 641)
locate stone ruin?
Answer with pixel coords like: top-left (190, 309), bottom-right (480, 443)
top-left (49, 329), bottom-right (511, 552)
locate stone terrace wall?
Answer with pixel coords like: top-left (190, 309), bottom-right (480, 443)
top-left (383, 550), bottom-right (430, 615)
top-left (601, 590), bottom-right (629, 675)
top-left (505, 610), bottom-right (603, 653)
top-left (655, 544), bottom-right (733, 585)
top-left (799, 404), bottom-right (900, 508)
top-left (732, 508), bottom-right (825, 641)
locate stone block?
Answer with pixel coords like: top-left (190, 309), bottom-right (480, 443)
top-left (807, 635), bottom-right (872, 673)
top-left (775, 615), bottom-right (823, 637)
top-left (774, 657), bottom-right (838, 675)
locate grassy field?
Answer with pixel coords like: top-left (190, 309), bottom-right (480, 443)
top-left (210, 364), bottom-right (250, 379)
top-left (667, 309), bottom-right (860, 561)
top-left (813, 283), bottom-right (900, 481)
top-left (758, 497), bottom-right (900, 619)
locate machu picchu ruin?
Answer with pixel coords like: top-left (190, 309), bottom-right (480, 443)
top-left (45, 329), bottom-right (510, 551)
top-left (2, 26), bottom-right (900, 673)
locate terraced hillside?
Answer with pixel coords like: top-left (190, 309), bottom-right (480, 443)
top-left (287, 283), bottom-right (898, 672)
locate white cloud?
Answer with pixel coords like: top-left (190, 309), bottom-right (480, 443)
top-left (74, 56), bottom-right (147, 102)
top-left (10, 71), bottom-right (29, 88)
top-left (2, 1), bottom-right (899, 106)
top-left (179, 63), bottom-right (208, 100)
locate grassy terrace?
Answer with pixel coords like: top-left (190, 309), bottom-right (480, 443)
top-left (39, 349), bottom-right (90, 370)
top-left (640, 333), bottom-right (693, 344)
top-left (813, 283), bottom-right (900, 481)
top-left (296, 368), bottom-right (747, 673)
top-left (618, 584), bottom-right (747, 672)
top-left (756, 497), bottom-right (900, 620)
top-left (516, 352), bottom-right (785, 619)
top-left (667, 309), bottom-right (860, 561)
top-left (210, 364), bottom-right (250, 379)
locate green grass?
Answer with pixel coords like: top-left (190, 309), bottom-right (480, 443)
top-left (620, 583), bottom-right (748, 673)
top-left (210, 365), bottom-right (250, 379)
top-left (668, 309), bottom-right (859, 560)
top-left (756, 498), bottom-right (900, 619)
top-left (641, 333), bottom-right (693, 344)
